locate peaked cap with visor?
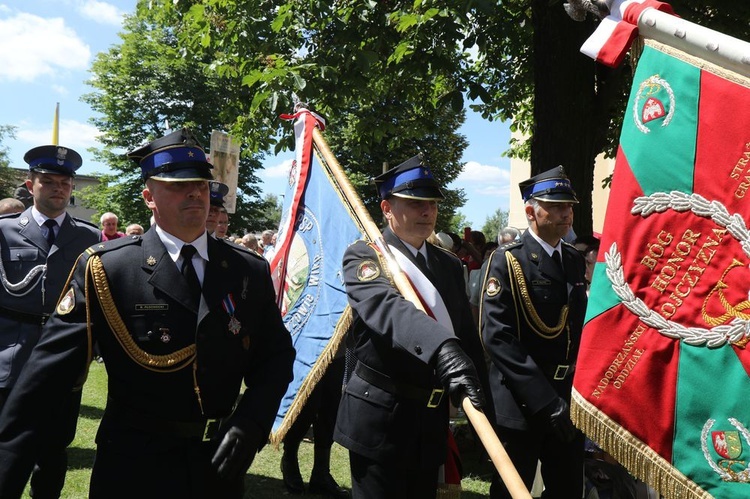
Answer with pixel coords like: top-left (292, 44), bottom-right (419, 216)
top-left (127, 128), bottom-right (213, 182)
top-left (519, 165), bottom-right (579, 204)
top-left (373, 155), bottom-right (444, 201)
top-left (24, 145), bottom-right (82, 176)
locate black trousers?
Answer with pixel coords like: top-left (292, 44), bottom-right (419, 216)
top-left (490, 425), bottom-right (585, 499)
top-left (0, 388), bottom-right (79, 499)
top-left (349, 451), bottom-right (438, 499)
top-left (89, 418), bottom-right (242, 499)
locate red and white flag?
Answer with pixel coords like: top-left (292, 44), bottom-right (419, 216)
top-left (580, 0), bottom-right (675, 67)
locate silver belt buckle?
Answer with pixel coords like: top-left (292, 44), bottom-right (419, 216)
top-left (202, 418), bottom-right (219, 442)
top-left (553, 365), bottom-right (570, 380)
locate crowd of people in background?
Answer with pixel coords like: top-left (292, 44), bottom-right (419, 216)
top-left (431, 224), bottom-right (602, 313)
top-left (1, 196), bottom-right (277, 260)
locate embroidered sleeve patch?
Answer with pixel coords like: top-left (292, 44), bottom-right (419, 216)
top-left (485, 277), bottom-right (501, 297)
top-left (56, 286), bottom-right (76, 315)
top-left (357, 260), bottom-right (380, 281)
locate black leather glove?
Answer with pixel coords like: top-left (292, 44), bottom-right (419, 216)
top-left (211, 424), bottom-right (262, 481)
top-left (538, 397), bottom-right (577, 443)
top-left (434, 340), bottom-right (486, 409)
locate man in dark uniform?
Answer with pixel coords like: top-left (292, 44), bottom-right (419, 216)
top-left (0, 144), bottom-right (101, 499)
top-left (335, 155), bottom-right (488, 498)
top-left (0, 129), bottom-right (295, 499)
top-left (480, 166), bottom-right (588, 498)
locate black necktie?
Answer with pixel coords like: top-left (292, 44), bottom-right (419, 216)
top-left (43, 219), bottom-right (57, 247)
top-left (415, 251), bottom-right (431, 276)
top-left (180, 245), bottom-right (201, 301)
top-left (552, 250), bottom-right (563, 269)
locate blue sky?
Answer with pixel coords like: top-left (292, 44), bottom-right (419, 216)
top-left (0, 0), bottom-right (512, 229)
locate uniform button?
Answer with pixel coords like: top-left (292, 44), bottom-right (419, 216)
top-left (414, 346), bottom-right (422, 355)
top-left (364, 391), bottom-right (369, 397)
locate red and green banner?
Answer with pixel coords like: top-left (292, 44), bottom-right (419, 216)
top-left (572, 40), bottom-right (750, 498)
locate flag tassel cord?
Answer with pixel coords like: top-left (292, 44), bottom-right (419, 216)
top-left (310, 127), bottom-right (532, 499)
top-left (571, 389), bottom-right (713, 499)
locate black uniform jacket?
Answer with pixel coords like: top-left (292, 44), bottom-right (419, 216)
top-left (0, 228), bottom-right (294, 496)
top-left (480, 230), bottom-right (587, 431)
top-left (0, 208), bottom-right (100, 388)
top-left (334, 227), bottom-right (487, 468)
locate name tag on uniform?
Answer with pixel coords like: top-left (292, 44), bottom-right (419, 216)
top-left (531, 279), bottom-right (552, 286)
top-left (135, 304), bottom-right (169, 311)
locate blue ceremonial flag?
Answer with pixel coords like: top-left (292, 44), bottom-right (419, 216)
top-left (270, 108), bottom-right (364, 443)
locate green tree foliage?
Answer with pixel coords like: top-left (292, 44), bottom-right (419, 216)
top-left (0, 126), bottom-right (20, 199)
top-left (322, 105), bottom-right (468, 231)
top-left (250, 193), bottom-right (282, 233)
top-left (147, 0), bottom-right (606, 233)
top-left (481, 208), bottom-right (510, 244)
top-left (75, 173), bottom-right (134, 225)
top-left (447, 212), bottom-right (472, 236)
top-left (82, 6), bottom-right (272, 229)
top-left (92, 1), bottom-right (750, 236)
top-left (471, 0), bottom-right (750, 235)
top-left (0, 126), bottom-right (15, 168)
top-left (144, 0), bottom-right (472, 226)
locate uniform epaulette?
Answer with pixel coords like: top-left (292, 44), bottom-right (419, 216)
top-left (498, 239), bottom-right (523, 252)
top-left (84, 235), bottom-right (142, 256)
top-left (561, 240), bottom-right (577, 250)
top-left (0, 212), bottom-right (22, 220)
top-left (72, 217), bottom-right (100, 230)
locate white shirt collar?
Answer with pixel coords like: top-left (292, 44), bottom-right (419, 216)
top-left (155, 225), bottom-right (209, 264)
top-left (31, 207), bottom-right (66, 228)
top-left (528, 229), bottom-right (562, 257)
top-left (400, 238), bottom-right (428, 259)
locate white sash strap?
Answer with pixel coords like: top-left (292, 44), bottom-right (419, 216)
top-left (388, 244), bottom-right (454, 335)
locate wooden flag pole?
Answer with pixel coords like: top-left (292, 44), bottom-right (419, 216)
top-left (311, 126), bottom-right (532, 499)
top-left (52, 103), bottom-right (60, 146)
top-left (460, 398), bottom-right (530, 497)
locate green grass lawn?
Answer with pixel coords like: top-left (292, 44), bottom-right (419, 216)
top-left (27, 362), bottom-right (493, 498)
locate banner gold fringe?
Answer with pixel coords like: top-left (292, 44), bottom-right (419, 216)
top-left (571, 389), bottom-right (713, 499)
top-left (269, 306), bottom-right (353, 447)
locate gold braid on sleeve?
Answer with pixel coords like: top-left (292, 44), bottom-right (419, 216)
top-left (505, 251), bottom-right (569, 340)
top-left (88, 255), bottom-right (195, 372)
